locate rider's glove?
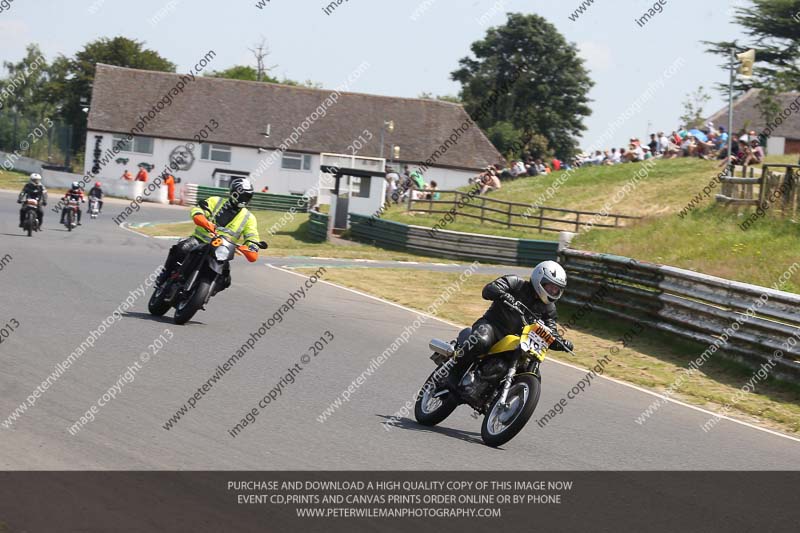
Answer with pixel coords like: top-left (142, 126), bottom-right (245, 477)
top-left (192, 213), bottom-right (216, 233)
top-left (551, 337), bottom-right (573, 352)
top-left (238, 244), bottom-right (259, 263)
top-left (501, 293), bottom-right (517, 306)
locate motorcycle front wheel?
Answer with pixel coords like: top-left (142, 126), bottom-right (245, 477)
top-left (414, 363), bottom-right (458, 426)
top-left (173, 278), bottom-right (212, 325)
top-left (25, 211), bottom-right (35, 237)
top-left (66, 210), bottom-right (73, 231)
top-left (481, 374), bottom-right (541, 448)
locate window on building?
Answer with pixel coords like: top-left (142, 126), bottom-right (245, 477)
top-left (349, 176), bottom-right (371, 198)
top-left (281, 152), bottom-right (312, 171)
top-left (213, 172), bottom-right (250, 189)
top-left (134, 137), bottom-right (154, 154)
top-left (112, 134), bottom-right (153, 154)
top-left (201, 143), bottom-right (232, 163)
top-left (112, 135), bottom-right (132, 152)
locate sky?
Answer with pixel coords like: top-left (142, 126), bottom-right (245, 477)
top-left (0, 0), bottom-right (750, 150)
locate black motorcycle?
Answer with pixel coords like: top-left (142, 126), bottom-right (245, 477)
top-left (21, 198), bottom-right (40, 237)
top-left (148, 233), bottom-right (268, 325)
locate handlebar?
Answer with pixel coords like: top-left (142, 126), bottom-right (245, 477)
top-left (501, 297), bottom-right (534, 324)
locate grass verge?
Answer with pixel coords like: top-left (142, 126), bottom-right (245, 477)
top-left (294, 267), bottom-right (800, 437)
top-left (0, 168), bottom-right (68, 195)
top-left (574, 204), bottom-right (800, 293)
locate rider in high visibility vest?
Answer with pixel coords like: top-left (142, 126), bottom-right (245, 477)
top-left (156, 178), bottom-right (261, 291)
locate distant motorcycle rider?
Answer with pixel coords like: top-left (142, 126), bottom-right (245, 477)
top-left (60, 181), bottom-right (85, 225)
top-left (17, 173), bottom-right (47, 228)
top-left (445, 260), bottom-right (573, 391)
top-left (156, 178), bottom-right (262, 292)
top-left (88, 181), bottom-right (104, 213)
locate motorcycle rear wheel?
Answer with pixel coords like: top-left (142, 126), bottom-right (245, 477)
top-left (481, 374), bottom-right (541, 447)
top-left (173, 279), bottom-right (212, 325)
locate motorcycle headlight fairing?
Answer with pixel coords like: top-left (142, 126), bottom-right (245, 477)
top-left (215, 244), bottom-right (232, 261)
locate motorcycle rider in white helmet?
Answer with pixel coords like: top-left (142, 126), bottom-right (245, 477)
top-left (444, 260), bottom-right (573, 392)
top-left (17, 173), bottom-right (47, 229)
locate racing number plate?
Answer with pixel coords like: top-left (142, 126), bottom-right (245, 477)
top-left (528, 323), bottom-right (555, 360)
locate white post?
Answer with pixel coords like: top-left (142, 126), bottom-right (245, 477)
top-left (726, 48), bottom-right (735, 178)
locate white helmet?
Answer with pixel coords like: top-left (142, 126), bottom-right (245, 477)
top-left (29, 173), bottom-right (42, 185)
top-left (531, 260), bottom-right (567, 304)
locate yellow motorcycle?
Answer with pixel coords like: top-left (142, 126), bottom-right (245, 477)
top-left (415, 299), bottom-right (554, 447)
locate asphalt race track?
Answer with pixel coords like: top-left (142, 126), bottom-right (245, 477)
top-left (1, 190), bottom-right (799, 470)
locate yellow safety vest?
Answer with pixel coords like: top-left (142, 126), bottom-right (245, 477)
top-left (190, 196), bottom-right (260, 245)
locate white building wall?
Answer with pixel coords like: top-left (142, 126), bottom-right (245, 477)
top-left (84, 132), bottom-right (323, 196)
top-left (766, 136), bottom-right (786, 155)
top-left (419, 166), bottom-right (478, 190)
top-left (83, 131), bottom-right (480, 198)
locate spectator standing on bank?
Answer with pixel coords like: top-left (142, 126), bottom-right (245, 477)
top-left (385, 166), bottom-right (400, 203)
top-left (164, 174), bottom-right (176, 204)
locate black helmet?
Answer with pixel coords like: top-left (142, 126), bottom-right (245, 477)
top-left (230, 178), bottom-right (254, 207)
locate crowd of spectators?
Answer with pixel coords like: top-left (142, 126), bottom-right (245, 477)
top-left (382, 122), bottom-right (769, 204)
top-left (569, 123), bottom-right (765, 170)
top-left (384, 164), bottom-right (440, 203)
top-left (485, 122), bottom-right (767, 188)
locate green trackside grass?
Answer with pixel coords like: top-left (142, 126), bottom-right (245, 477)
top-left (294, 267), bottom-right (800, 436)
top-left (132, 209), bottom-right (453, 262)
top-left (383, 158), bottom-right (719, 240)
top-left (573, 205), bottom-right (800, 293)
top-left (0, 168), bottom-right (68, 196)
top-left (0, 169), bottom-right (31, 190)
top-left (385, 157), bottom-right (800, 291)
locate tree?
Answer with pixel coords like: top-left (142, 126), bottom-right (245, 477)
top-left (248, 37), bottom-right (277, 82)
top-left (705, 0), bottom-right (800, 93)
top-left (418, 92), bottom-right (462, 104)
top-left (55, 37), bottom-right (175, 154)
top-left (279, 78), bottom-right (323, 89)
top-left (208, 65), bottom-right (278, 83)
top-left (451, 13), bottom-right (593, 160)
top-left (0, 44), bottom-right (52, 118)
top-left (208, 66), bottom-right (320, 88)
top-left (679, 86), bottom-right (712, 129)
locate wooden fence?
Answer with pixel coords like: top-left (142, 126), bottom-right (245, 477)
top-left (717, 164), bottom-right (800, 216)
top-left (560, 249), bottom-right (800, 383)
top-left (406, 189), bottom-right (640, 234)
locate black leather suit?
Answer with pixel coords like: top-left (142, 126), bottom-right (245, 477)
top-left (447, 275), bottom-right (569, 388)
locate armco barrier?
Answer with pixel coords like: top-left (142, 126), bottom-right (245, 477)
top-left (308, 211), bottom-right (329, 241)
top-left (186, 185), bottom-right (309, 213)
top-left (559, 249), bottom-right (800, 383)
top-left (349, 214), bottom-right (558, 266)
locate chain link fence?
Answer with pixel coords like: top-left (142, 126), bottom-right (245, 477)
top-left (0, 112), bottom-right (74, 168)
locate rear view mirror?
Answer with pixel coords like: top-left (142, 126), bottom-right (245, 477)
top-left (258, 241), bottom-right (269, 249)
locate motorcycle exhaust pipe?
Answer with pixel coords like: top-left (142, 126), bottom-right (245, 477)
top-left (429, 339), bottom-right (455, 358)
